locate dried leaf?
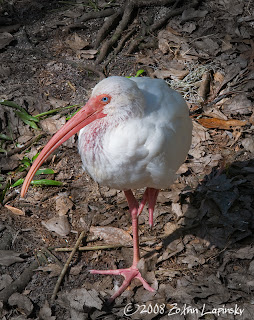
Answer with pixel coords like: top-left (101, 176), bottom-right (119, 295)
top-left (60, 288), bottom-right (103, 311)
top-left (197, 117), bottom-right (247, 129)
top-left (172, 203), bottom-right (183, 218)
top-left (213, 71), bottom-right (224, 83)
top-left (48, 97), bottom-right (69, 108)
top-left (158, 30), bottom-right (184, 45)
top-left (164, 222), bottom-right (178, 235)
top-left (65, 33), bottom-right (89, 51)
top-left (221, 34), bottom-right (233, 51)
top-left (56, 193), bottom-right (73, 216)
top-left (181, 8), bottom-right (208, 21)
top-left (154, 68), bottom-right (189, 80)
top-left (0, 250), bottom-right (24, 266)
top-left (78, 49), bottom-right (98, 59)
top-left (181, 254), bottom-right (205, 268)
top-left (0, 32), bottom-right (14, 49)
top-left (0, 274), bottom-right (13, 290)
top-left (4, 204), bottom-right (25, 216)
top-left (39, 300), bottom-right (56, 320)
top-left (42, 215), bottom-right (71, 236)
top-left (37, 263), bottom-right (62, 278)
top-left (8, 293), bottom-right (33, 316)
top-left (222, 93), bottom-right (252, 115)
top-left (40, 116), bottom-right (65, 135)
top-left (242, 137), bottom-right (254, 153)
top-left (90, 226), bottom-right (132, 245)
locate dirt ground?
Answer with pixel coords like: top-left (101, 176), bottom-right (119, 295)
top-left (0, 0), bottom-right (254, 319)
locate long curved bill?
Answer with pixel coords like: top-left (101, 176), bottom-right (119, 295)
top-left (20, 99), bottom-right (106, 197)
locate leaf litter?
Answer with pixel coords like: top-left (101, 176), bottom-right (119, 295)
top-left (0, 0), bottom-right (254, 319)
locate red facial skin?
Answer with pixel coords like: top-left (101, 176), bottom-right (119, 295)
top-left (20, 94), bottom-right (111, 197)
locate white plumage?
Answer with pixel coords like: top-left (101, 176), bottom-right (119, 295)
top-left (78, 76), bottom-right (192, 190)
top-left (21, 75), bottom-right (193, 303)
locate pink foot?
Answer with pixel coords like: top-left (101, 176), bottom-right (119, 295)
top-left (90, 265), bottom-right (155, 303)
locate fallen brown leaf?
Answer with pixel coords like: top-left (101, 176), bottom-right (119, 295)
top-left (197, 118), bottom-right (248, 129)
top-left (65, 33), bottom-right (89, 51)
top-left (4, 204), bottom-right (25, 216)
top-left (90, 226), bottom-right (132, 245)
top-left (154, 68), bottom-right (189, 80)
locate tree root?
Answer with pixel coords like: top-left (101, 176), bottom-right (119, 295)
top-left (66, 8), bottom-right (115, 32)
top-left (96, 1), bottom-right (136, 64)
top-left (62, 0), bottom-right (203, 74)
top-left (93, 0), bottom-right (202, 65)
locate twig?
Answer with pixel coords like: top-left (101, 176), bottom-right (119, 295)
top-left (50, 230), bottom-right (86, 303)
top-left (40, 248), bottom-right (63, 267)
top-left (52, 243), bottom-right (131, 252)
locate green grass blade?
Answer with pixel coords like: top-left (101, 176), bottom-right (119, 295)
top-left (135, 69), bottom-right (145, 77)
top-left (35, 168), bottom-right (55, 175)
top-left (0, 134), bottom-right (12, 141)
top-left (66, 108), bottom-right (81, 120)
top-left (15, 111), bottom-right (39, 122)
top-left (0, 100), bottom-right (26, 113)
top-left (14, 111), bottom-right (40, 130)
top-left (11, 178), bottom-right (62, 189)
top-left (31, 179), bottom-right (63, 186)
top-left (34, 105), bottom-right (80, 118)
top-left (11, 178), bottom-right (24, 188)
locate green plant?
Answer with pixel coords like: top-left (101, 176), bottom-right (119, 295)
top-left (126, 69), bottom-right (145, 78)
top-left (0, 100), bottom-right (40, 130)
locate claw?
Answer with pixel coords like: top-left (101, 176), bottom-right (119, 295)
top-left (90, 266), bottom-right (155, 303)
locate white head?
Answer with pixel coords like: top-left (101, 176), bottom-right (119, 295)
top-left (91, 76), bottom-right (145, 119)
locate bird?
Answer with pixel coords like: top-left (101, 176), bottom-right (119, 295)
top-left (21, 76), bottom-right (192, 303)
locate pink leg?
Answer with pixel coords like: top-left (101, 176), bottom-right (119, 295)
top-left (90, 189), bottom-right (155, 303)
top-left (138, 188), bottom-right (159, 227)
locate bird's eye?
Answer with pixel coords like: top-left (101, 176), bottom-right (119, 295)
top-left (101, 96), bottom-right (109, 103)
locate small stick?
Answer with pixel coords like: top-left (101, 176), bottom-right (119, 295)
top-left (52, 243), bottom-right (131, 252)
top-left (50, 230), bottom-right (86, 303)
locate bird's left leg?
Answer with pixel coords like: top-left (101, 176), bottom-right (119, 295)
top-left (137, 188), bottom-right (159, 227)
top-left (90, 189), bottom-right (155, 303)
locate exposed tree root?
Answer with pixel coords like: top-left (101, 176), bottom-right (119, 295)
top-left (96, 1), bottom-right (136, 64)
top-left (66, 8), bottom-right (115, 32)
top-left (93, 0), bottom-right (202, 66)
top-left (94, 8), bottom-right (124, 49)
top-left (63, 0), bottom-right (203, 74)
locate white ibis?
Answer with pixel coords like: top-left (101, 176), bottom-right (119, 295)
top-left (21, 76), bottom-right (192, 302)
